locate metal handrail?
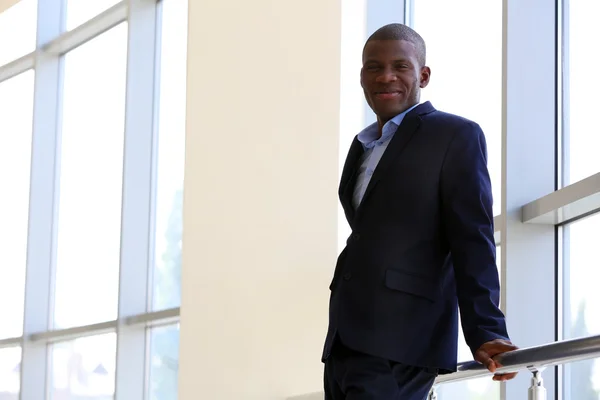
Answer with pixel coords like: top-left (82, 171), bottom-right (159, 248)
top-left (434, 334), bottom-right (600, 386)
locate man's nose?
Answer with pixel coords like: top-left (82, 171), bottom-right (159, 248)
top-left (376, 69), bottom-right (398, 83)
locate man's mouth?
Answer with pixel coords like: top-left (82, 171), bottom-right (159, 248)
top-left (374, 91), bottom-right (402, 100)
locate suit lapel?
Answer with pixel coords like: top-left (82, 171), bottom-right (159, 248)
top-left (356, 102), bottom-right (436, 214)
top-left (339, 138), bottom-right (364, 222)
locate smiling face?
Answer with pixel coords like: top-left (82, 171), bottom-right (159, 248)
top-left (361, 39), bottom-right (431, 124)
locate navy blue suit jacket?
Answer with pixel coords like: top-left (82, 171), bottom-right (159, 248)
top-left (323, 102), bottom-right (509, 373)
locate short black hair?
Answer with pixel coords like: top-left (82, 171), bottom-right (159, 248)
top-left (364, 23), bottom-right (426, 66)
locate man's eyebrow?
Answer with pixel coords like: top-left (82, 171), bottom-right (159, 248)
top-left (363, 58), bottom-right (410, 64)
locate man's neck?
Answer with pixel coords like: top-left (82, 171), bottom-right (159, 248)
top-left (376, 103), bottom-right (419, 138)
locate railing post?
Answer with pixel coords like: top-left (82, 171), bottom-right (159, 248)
top-left (427, 385), bottom-right (438, 400)
top-left (528, 369), bottom-right (547, 400)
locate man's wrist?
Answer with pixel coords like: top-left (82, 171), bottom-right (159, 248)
top-left (468, 332), bottom-right (511, 357)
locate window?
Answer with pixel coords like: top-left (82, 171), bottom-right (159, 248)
top-left (563, 212), bottom-right (600, 399)
top-left (152, 0), bottom-right (188, 312)
top-left (562, 1), bottom-right (600, 185)
top-left (412, 0), bottom-right (503, 216)
top-left (0, 0), bottom-right (37, 66)
top-left (146, 2), bottom-right (187, 397)
top-left (0, 70), bottom-right (34, 340)
top-left (65, 0), bottom-right (122, 31)
top-left (0, 0), bottom-right (189, 397)
top-left (49, 334), bottom-right (116, 399)
top-left (148, 324), bottom-right (180, 400)
top-left (437, 337), bottom-right (501, 399)
top-left (2, 1), bottom-right (187, 399)
top-left (0, 347), bottom-right (21, 400)
top-left (53, 23), bottom-right (128, 329)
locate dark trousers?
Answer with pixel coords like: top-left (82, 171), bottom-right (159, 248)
top-left (324, 338), bottom-right (437, 400)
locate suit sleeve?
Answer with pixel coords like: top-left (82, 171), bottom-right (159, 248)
top-left (440, 121), bottom-right (510, 356)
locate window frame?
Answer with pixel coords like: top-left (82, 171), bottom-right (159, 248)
top-left (0, 1), bottom-right (183, 399)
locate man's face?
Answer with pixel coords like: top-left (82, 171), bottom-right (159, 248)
top-left (360, 39), bottom-right (431, 123)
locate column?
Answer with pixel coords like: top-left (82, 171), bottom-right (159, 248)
top-left (179, 1), bottom-right (341, 399)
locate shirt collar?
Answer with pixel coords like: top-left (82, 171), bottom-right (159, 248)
top-left (357, 103), bottom-right (420, 149)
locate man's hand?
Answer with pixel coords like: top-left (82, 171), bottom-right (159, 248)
top-left (474, 339), bottom-right (519, 381)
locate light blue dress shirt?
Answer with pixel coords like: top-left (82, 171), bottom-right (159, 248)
top-left (352, 104), bottom-right (420, 210)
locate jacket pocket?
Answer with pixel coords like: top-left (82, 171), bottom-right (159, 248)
top-left (385, 268), bottom-right (438, 302)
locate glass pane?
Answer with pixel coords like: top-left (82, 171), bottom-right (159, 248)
top-left (54, 23), bottom-right (127, 329)
top-left (413, 0), bottom-right (502, 216)
top-left (437, 247), bottom-right (502, 399)
top-left (564, 212), bottom-right (600, 399)
top-left (148, 324), bottom-right (180, 400)
top-left (0, 0), bottom-right (37, 66)
top-left (437, 355), bottom-right (500, 400)
top-left (0, 70), bottom-right (34, 340)
top-left (65, 0), bottom-right (121, 31)
top-left (49, 333), bottom-right (116, 400)
top-left (0, 347), bottom-right (21, 400)
top-left (152, 0), bottom-right (188, 311)
top-left (564, 1), bottom-right (600, 185)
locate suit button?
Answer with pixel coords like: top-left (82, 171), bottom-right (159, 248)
top-left (352, 233), bottom-right (360, 241)
top-left (343, 272), bottom-right (352, 280)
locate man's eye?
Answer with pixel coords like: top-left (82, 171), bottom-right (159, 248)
top-left (366, 65), bottom-right (379, 72)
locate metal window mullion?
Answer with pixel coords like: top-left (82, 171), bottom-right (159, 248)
top-left (21, 307), bottom-right (180, 347)
top-left (501, 0), bottom-right (558, 398)
top-left (363, 0), bottom-right (407, 126)
top-left (365, 0), bottom-right (407, 40)
top-left (124, 307), bottom-right (180, 327)
top-left (20, 1), bottom-right (64, 399)
top-left (520, 172), bottom-right (600, 225)
top-left (43, 1), bottom-right (128, 56)
top-left (558, 224), bottom-right (568, 400)
top-left (0, 337), bottom-right (22, 349)
top-left (559, 0), bottom-right (570, 188)
top-left (0, 52), bottom-right (36, 84)
top-left (404, 0), bottom-right (415, 27)
top-left (114, 0), bottom-right (159, 399)
top-left (29, 320), bottom-right (119, 343)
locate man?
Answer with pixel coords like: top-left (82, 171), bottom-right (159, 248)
top-left (322, 23), bottom-right (518, 399)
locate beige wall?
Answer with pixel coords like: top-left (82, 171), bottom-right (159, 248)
top-left (0, 0), bottom-right (20, 14)
top-left (179, 1), bottom-right (341, 399)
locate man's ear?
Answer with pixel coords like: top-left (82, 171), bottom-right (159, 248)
top-left (419, 66), bottom-right (431, 89)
